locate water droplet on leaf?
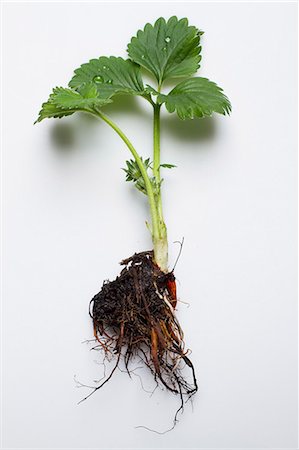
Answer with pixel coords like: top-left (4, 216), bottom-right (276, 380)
top-left (165, 36), bottom-right (171, 43)
top-left (141, 55), bottom-right (145, 59)
top-left (93, 75), bottom-right (103, 83)
top-left (163, 47), bottom-right (167, 51)
top-left (107, 79), bottom-right (113, 84)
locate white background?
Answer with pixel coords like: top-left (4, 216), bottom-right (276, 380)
top-left (2, 2), bottom-right (298, 449)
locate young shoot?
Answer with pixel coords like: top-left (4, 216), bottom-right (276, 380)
top-left (36, 16), bottom-right (231, 428)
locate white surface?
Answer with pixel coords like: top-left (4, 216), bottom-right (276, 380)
top-left (2, 2), bottom-right (298, 449)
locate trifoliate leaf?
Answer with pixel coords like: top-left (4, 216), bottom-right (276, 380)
top-left (35, 84), bottom-right (111, 123)
top-left (69, 57), bottom-right (144, 99)
top-left (127, 16), bottom-right (203, 86)
top-left (158, 77), bottom-right (231, 119)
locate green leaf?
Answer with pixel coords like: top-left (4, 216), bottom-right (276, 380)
top-left (158, 77), bottom-right (231, 119)
top-left (144, 84), bottom-right (159, 96)
top-left (127, 16), bottom-right (203, 86)
top-left (160, 163), bottom-right (177, 169)
top-left (123, 158), bottom-right (152, 195)
top-left (35, 84), bottom-right (111, 123)
top-left (69, 56), bottom-right (144, 99)
top-left (35, 102), bottom-right (74, 123)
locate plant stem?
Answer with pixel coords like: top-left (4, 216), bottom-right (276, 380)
top-left (91, 108), bottom-right (168, 272)
top-left (153, 103), bottom-right (168, 272)
top-left (92, 110), bottom-right (160, 248)
top-left (153, 104), bottom-right (162, 215)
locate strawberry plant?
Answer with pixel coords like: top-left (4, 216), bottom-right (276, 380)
top-left (36, 16), bottom-right (231, 427)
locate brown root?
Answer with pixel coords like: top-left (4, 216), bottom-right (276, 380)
top-left (85, 250), bottom-right (198, 426)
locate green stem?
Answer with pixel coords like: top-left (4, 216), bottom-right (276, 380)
top-left (91, 107), bottom-right (168, 272)
top-left (153, 103), bottom-right (168, 271)
top-left (92, 110), bottom-right (160, 245)
top-left (153, 104), bottom-right (162, 216)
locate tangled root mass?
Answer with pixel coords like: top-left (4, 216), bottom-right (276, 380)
top-left (87, 251), bottom-right (198, 425)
